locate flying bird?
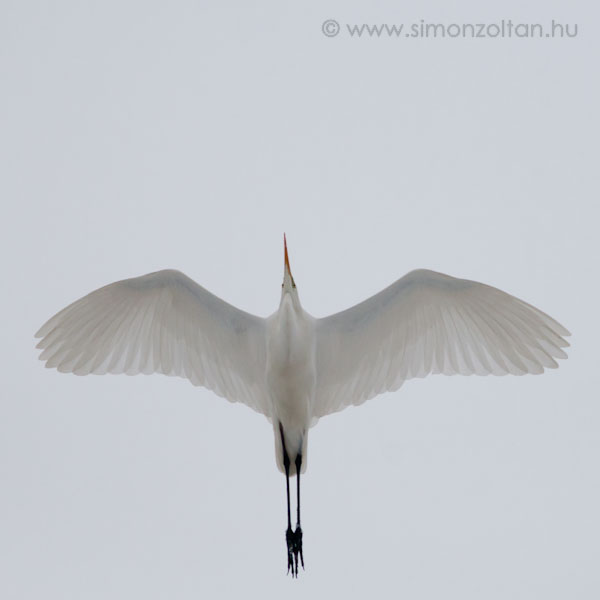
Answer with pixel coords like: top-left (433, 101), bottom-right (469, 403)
top-left (35, 236), bottom-right (570, 576)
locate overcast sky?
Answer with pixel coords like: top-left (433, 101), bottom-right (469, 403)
top-left (1, 0), bottom-right (598, 598)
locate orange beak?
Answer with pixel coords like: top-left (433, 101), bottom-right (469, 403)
top-left (284, 233), bottom-right (291, 275)
top-left (283, 233), bottom-right (295, 288)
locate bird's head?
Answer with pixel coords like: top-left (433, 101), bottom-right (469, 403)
top-left (281, 234), bottom-right (301, 306)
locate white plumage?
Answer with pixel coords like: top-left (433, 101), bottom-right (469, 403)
top-left (36, 269), bottom-right (269, 414)
top-left (315, 268), bottom-right (569, 418)
top-left (35, 238), bottom-right (569, 575)
top-left (36, 257), bottom-right (570, 469)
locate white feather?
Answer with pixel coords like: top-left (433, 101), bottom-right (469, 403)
top-left (35, 270), bottom-right (269, 416)
top-left (314, 269), bottom-right (570, 418)
top-left (35, 265), bottom-right (570, 473)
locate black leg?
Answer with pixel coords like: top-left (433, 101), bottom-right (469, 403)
top-left (284, 454), bottom-right (291, 531)
top-left (294, 453), bottom-right (304, 572)
top-left (296, 453), bottom-right (301, 526)
top-left (280, 425), bottom-right (295, 575)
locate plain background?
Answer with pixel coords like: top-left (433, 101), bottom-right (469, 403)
top-left (1, 1), bottom-right (598, 598)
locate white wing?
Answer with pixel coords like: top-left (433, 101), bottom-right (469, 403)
top-left (314, 269), bottom-right (570, 419)
top-left (35, 270), bottom-right (269, 416)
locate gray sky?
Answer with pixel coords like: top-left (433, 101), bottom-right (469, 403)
top-left (1, 0), bottom-right (598, 598)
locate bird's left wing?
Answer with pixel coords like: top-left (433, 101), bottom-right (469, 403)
top-left (35, 270), bottom-right (269, 416)
top-left (314, 269), bottom-right (570, 420)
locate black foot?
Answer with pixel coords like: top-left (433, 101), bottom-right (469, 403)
top-left (286, 527), bottom-right (294, 575)
top-left (285, 526), bottom-right (304, 577)
top-left (294, 526), bottom-right (304, 573)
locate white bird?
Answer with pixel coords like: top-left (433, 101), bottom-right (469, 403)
top-left (35, 236), bottom-right (570, 576)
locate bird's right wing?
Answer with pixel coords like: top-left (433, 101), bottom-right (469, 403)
top-left (35, 270), bottom-right (270, 417)
top-left (314, 269), bottom-right (570, 419)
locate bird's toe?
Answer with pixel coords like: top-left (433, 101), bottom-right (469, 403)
top-left (286, 527), bottom-right (295, 576)
top-left (294, 526), bottom-right (304, 571)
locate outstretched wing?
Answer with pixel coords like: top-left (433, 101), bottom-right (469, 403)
top-left (314, 269), bottom-right (570, 419)
top-left (35, 270), bottom-right (269, 416)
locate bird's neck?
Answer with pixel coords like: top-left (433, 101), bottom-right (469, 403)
top-left (279, 294), bottom-right (302, 329)
top-left (279, 290), bottom-right (302, 314)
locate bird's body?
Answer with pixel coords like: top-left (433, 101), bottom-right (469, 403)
top-left (267, 289), bottom-right (315, 475)
top-left (35, 236), bottom-right (570, 576)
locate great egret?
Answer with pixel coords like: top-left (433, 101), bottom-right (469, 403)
top-left (35, 236), bottom-right (569, 576)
